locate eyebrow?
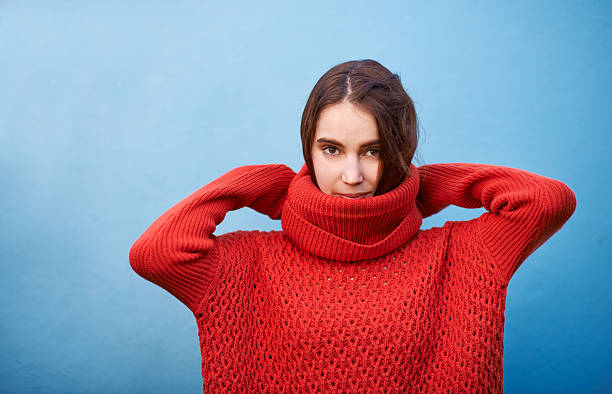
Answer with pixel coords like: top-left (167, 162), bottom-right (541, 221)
top-left (315, 137), bottom-right (380, 148)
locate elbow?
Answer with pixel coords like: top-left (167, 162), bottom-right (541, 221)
top-left (523, 180), bottom-right (576, 254)
top-left (562, 183), bottom-right (577, 221)
top-left (129, 236), bottom-right (155, 279)
top-left (536, 180), bottom-right (577, 230)
top-left (549, 180), bottom-right (576, 222)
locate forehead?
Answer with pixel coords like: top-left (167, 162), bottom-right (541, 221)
top-left (314, 101), bottom-right (379, 143)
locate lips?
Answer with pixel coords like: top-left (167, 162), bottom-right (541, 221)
top-left (336, 192), bottom-right (370, 199)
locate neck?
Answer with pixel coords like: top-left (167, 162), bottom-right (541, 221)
top-left (281, 163), bottom-right (423, 262)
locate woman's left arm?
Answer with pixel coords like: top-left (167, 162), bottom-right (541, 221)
top-left (415, 163), bottom-right (577, 284)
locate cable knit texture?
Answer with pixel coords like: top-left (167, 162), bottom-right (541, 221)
top-left (129, 162), bottom-right (576, 393)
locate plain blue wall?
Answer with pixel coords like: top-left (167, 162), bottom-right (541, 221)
top-left (1, 2), bottom-right (610, 393)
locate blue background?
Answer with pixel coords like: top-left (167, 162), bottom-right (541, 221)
top-left (1, 1), bottom-right (610, 393)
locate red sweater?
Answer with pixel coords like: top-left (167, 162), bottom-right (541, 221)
top-left (129, 162), bottom-right (576, 393)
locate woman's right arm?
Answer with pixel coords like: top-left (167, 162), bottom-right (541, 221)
top-left (129, 164), bottom-right (296, 312)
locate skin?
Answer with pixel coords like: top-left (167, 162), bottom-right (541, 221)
top-left (311, 100), bottom-right (382, 199)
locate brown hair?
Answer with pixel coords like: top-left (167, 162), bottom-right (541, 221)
top-left (301, 59), bottom-right (420, 196)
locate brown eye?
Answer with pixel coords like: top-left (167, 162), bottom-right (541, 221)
top-left (367, 148), bottom-right (380, 156)
top-left (323, 146), bottom-right (339, 155)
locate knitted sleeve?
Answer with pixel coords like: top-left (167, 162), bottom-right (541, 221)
top-left (129, 164), bottom-right (297, 312)
top-left (415, 163), bottom-right (577, 284)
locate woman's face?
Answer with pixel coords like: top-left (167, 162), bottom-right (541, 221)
top-left (311, 101), bottom-right (382, 199)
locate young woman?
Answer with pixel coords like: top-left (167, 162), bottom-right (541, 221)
top-left (129, 59), bottom-right (576, 392)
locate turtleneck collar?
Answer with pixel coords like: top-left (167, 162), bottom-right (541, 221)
top-left (281, 162), bottom-right (423, 262)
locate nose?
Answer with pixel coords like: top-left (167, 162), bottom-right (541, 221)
top-left (341, 157), bottom-right (364, 185)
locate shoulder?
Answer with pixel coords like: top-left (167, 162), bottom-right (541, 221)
top-left (397, 222), bottom-right (455, 260)
top-left (410, 221), bottom-right (455, 248)
top-left (417, 219), bottom-right (485, 251)
top-left (411, 220), bottom-right (506, 290)
top-left (442, 219), bottom-right (505, 286)
top-left (414, 222), bottom-right (453, 239)
top-left (216, 230), bottom-right (288, 255)
top-left (216, 229), bottom-right (285, 242)
top-left (213, 230), bottom-right (293, 281)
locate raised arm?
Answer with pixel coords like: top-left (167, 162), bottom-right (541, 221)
top-left (415, 163), bottom-right (577, 284)
top-left (129, 164), bottom-right (297, 311)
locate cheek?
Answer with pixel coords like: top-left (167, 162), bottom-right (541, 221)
top-left (311, 152), bottom-right (336, 193)
top-left (366, 160), bottom-right (382, 184)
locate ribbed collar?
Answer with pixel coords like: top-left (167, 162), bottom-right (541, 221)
top-left (281, 162), bottom-right (423, 262)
